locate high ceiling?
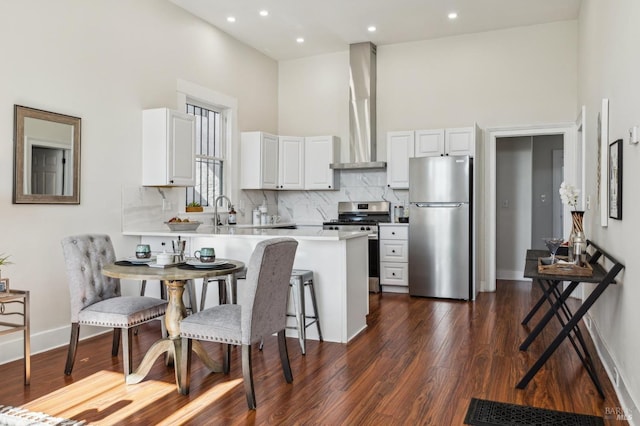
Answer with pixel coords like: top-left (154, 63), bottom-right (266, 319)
top-left (169, 0), bottom-right (581, 61)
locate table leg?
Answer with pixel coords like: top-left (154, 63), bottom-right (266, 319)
top-left (126, 280), bottom-right (222, 393)
top-left (521, 279), bottom-right (560, 326)
top-left (519, 280), bottom-right (579, 351)
top-left (24, 292), bottom-right (30, 386)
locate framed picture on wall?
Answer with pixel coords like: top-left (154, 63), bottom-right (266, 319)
top-left (609, 139), bottom-right (622, 220)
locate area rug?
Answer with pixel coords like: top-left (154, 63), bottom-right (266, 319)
top-left (464, 398), bottom-right (604, 426)
top-left (0, 405), bottom-right (85, 426)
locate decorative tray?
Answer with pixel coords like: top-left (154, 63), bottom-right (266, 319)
top-left (537, 257), bottom-right (593, 277)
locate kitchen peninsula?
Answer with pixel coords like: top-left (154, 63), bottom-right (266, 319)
top-left (123, 226), bottom-right (369, 343)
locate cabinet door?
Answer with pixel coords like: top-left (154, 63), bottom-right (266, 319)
top-left (445, 127), bottom-right (475, 157)
top-left (261, 134), bottom-right (279, 189)
top-left (278, 136), bottom-right (304, 190)
top-left (304, 136), bottom-right (338, 190)
top-left (386, 131), bottom-right (414, 189)
top-left (142, 108), bottom-right (195, 186)
top-left (414, 129), bottom-right (445, 157)
top-left (168, 110), bottom-right (196, 186)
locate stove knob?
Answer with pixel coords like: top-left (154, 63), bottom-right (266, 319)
top-left (366, 226), bottom-right (371, 231)
top-left (360, 226), bottom-right (365, 231)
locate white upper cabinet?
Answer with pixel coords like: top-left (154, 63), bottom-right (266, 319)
top-left (414, 129), bottom-right (445, 157)
top-left (242, 132), bottom-right (340, 191)
top-left (241, 131), bottom-right (279, 189)
top-left (445, 126), bottom-right (476, 157)
top-left (386, 124), bottom-right (479, 189)
top-left (142, 108), bottom-right (196, 186)
top-left (386, 131), bottom-right (415, 189)
top-left (278, 136), bottom-right (305, 190)
top-left (304, 136), bottom-right (339, 190)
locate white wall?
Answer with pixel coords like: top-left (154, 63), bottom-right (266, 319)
top-left (0, 0), bottom-right (278, 360)
top-left (578, 0), bottom-right (640, 417)
top-left (278, 21), bottom-right (578, 165)
top-left (277, 20), bottom-right (579, 272)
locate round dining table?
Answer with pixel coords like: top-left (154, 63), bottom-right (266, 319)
top-left (102, 259), bottom-right (245, 394)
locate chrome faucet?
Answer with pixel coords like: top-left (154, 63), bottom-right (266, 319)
top-left (213, 195), bottom-right (233, 232)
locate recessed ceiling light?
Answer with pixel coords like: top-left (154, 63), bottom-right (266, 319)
top-left (296, 37), bottom-right (305, 44)
top-left (448, 12), bottom-right (458, 20)
top-left (259, 10), bottom-right (269, 17)
top-left (368, 26), bottom-right (377, 32)
top-left (227, 16), bottom-right (236, 23)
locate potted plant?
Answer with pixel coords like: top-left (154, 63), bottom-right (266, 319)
top-left (0, 253), bottom-right (12, 280)
top-left (186, 201), bottom-right (204, 213)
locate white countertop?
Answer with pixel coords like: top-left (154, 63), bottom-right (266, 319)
top-left (379, 222), bottom-right (409, 227)
top-left (123, 225), bottom-right (368, 241)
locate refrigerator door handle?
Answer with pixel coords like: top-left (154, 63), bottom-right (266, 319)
top-left (415, 203), bottom-right (464, 208)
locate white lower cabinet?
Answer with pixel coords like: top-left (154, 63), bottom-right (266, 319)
top-left (379, 224), bottom-right (409, 293)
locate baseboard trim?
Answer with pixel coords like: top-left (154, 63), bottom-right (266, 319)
top-left (496, 269), bottom-right (531, 281)
top-left (587, 313), bottom-right (638, 425)
top-left (0, 324), bottom-right (110, 365)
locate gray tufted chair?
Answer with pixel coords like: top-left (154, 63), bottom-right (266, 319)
top-left (61, 234), bottom-right (168, 377)
top-left (180, 237), bottom-right (298, 409)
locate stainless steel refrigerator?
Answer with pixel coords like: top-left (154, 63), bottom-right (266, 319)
top-left (408, 155), bottom-right (473, 299)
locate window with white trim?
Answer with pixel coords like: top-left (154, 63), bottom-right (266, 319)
top-left (185, 103), bottom-right (224, 207)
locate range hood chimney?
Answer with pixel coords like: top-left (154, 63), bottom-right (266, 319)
top-left (331, 42), bottom-right (386, 170)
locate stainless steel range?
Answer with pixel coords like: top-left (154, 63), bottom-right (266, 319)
top-left (323, 201), bottom-right (391, 292)
top-left (322, 201), bottom-right (391, 236)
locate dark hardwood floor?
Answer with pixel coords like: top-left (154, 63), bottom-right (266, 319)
top-left (0, 281), bottom-right (626, 425)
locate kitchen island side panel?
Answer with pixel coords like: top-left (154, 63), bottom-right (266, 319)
top-left (177, 234), bottom-right (369, 344)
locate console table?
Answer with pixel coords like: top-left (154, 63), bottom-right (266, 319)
top-left (0, 286), bottom-right (30, 385)
top-left (517, 240), bottom-right (624, 398)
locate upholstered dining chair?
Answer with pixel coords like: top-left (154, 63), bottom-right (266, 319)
top-left (61, 234), bottom-right (168, 377)
top-left (180, 237), bottom-right (298, 409)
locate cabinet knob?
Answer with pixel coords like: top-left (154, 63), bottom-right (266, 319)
top-left (391, 232), bottom-right (395, 235)
top-left (392, 250), bottom-right (396, 253)
top-left (328, 185), bottom-right (331, 188)
top-left (392, 272), bottom-right (396, 276)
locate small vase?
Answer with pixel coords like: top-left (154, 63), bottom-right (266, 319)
top-left (568, 211), bottom-right (585, 263)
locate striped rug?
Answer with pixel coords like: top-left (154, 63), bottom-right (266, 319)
top-left (0, 405), bottom-right (85, 426)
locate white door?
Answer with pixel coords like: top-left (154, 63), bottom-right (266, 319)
top-left (31, 147), bottom-right (64, 195)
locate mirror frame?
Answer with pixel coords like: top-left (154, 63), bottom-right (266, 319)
top-left (13, 105), bottom-right (81, 204)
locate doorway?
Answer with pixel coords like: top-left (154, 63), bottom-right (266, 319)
top-left (484, 123), bottom-right (578, 293)
top-left (495, 135), bottom-right (564, 280)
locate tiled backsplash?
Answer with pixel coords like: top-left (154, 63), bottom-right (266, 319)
top-left (122, 170), bottom-right (407, 230)
top-left (276, 169), bottom-right (408, 223)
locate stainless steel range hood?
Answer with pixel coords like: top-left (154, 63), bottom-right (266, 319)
top-left (331, 42), bottom-right (386, 170)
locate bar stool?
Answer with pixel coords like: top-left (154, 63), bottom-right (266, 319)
top-left (200, 269), bottom-right (322, 354)
top-left (200, 268), bottom-right (246, 310)
top-left (287, 269), bottom-right (323, 355)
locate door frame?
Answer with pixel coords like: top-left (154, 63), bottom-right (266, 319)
top-left (483, 123), bottom-right (577, 292)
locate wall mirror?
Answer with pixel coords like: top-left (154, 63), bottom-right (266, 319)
top-left (13, 105), bottom-right (81, 204)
